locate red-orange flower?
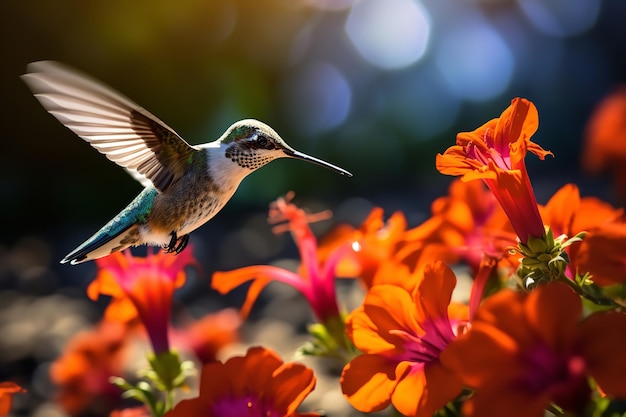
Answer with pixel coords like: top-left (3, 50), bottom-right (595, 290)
top-left (318, 208), bottom-right (409, 287)
top-left (89, 248), bottom-right (197, 354)
top-left (441, 283), bottom-right (626, 417)
top-left (436, 98), bottom-right (552, 244)
top-left (540, 183), bottom-right (626, 286)
top-left (0, 382), bottom-right (25, 417)
top-left (341, 261), bottom-right (468, 417)
top-left (50, 321), bottom-right (128, 416)
top-left (403, 179), bottom-right (515, 271)
top-left (212, 193), bottom-right (343, 324)
top-left (165, 346), bottom-right (318, 417)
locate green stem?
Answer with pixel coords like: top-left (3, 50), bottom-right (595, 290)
top-left (556, 275), bottom-right (585, 298)
top-left (148, 399), bottom-right (161, 417)
top-left (165, 388), bottom-right (174, 414)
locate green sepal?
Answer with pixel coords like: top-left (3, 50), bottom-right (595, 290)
top-left (110, 376), bottom-right (164, 417)
top-left (298, 314), bottom-right (358, 363)
top-left (144, 350), bottom-right (192, 392)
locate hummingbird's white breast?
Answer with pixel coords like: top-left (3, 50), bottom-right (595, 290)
top-left (175, 144), bottom-right (249, 236)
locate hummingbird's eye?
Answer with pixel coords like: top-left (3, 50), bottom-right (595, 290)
top-left (256, 135), bottom-right (269, 148)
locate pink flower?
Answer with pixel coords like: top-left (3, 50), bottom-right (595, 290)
top-left (89, 248), bottom-right (197, 355)
top-left (212, 193), bottom-right (345, 324)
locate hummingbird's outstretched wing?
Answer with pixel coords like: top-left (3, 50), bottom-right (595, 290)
top-left (22, 61), bottom-right (198, 193)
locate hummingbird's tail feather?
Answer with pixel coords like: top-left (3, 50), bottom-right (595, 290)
top-left (61, 224), bottom-right (140, 265)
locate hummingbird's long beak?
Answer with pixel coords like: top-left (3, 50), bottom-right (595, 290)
top-left (285, 149), bottom-right (353, 177)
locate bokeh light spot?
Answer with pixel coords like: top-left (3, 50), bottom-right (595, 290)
top-left (435, 21), bottom-right (514, 102)
top-left (281, 62), bottom-right (351, 135)
top-left (345, 0), bottom-right (431, 70)
top-left (518, 0), bottom-right (600, 38)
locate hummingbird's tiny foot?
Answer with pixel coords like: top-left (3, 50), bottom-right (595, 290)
top-left (163, 232), bottom-right (189, 254)
top-left (164, 232), bottom-right (178, 253)
top-left (173, 234), bottom-right (189, 254)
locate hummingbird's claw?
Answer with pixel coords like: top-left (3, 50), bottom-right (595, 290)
top-left (164, 232), bottom-right (190, 254)
top-left (174, 234), bottom-right (190, 254)
top-left (164, 232), bottom-right (178, 253)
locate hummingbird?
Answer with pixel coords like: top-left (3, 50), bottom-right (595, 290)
top-left (22, 61), bottom-right (352, 265)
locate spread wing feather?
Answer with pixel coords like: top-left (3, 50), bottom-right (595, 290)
top-left (22, 61), bottom-right (198, 192)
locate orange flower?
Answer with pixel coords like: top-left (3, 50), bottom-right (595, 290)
top-left (441, 283), bottom-right (626, 417)
top-left (341, 261), bottom-right (468, 417)
top-left (89, 248), bottom-right (197, 354)
top-left (0, 382), bottom-right (25, 416)
top-left (366, 258), bottom-right (418, 293)
top-left (583, 86), bottom-right (626, 200)
top-left (403, 179), bottom-right (515, 271)
top-left (436, 98), bottom-right (552, 244)
top-left (317, 208), bottom-right (409, 287)
top-left (165, 346), bottom-right (318, 417)
top-left (540, 183), bottom-right (626, 286)
top-left (212, 193), bottom-right (343, 324)
top-left (50, 321), bottom-right (128, 416)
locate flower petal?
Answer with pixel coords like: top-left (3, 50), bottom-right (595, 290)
top-left (241, 346), bottom-right (284, 398)
top-left (440, 290), bottom-right (529, 388)
top-left (212, 265), bottom-right (308, 295)
top-left (340, 354), bottom-right (397, 412)
top-left (390, 362), bottom-right (426, 417)
top-left (572, 223), bottom-right (626, 286)
top-left (348, 285), bottom-right (418, 353)
top-left (494, 98), bottom-right (538, 160)
top-left (578, 311), bottom-right (626, 398)
top-left (413, 261), bottom-right (458, 323)
top-left (0, 383), bottom-right (24, 417)
top-left (163, 398), bottom-right (206, 417)
top-left (271, 362), bottom-right (316, 415)
top-left (463, 383), bottom-right (549, 417)
top-left (436, 147), bottom-right (486, 179)
top-left (540, 183), bottom-right (580, 236)
top-left (391, 361), bottom-right (463, 417)
top-left (212, 266), bottom-right (314, 317)
top-left (523, 283), bottom-right (581, 351)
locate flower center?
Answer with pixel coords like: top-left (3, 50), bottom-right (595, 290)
top-left (464, 128), bottom-right (512, 171)
top-left (391, 317), bottom-right (460, 364)
top-left (211, 395), bottom-right (281, 417)
top-left (519, 343), bottom-right (587, 394)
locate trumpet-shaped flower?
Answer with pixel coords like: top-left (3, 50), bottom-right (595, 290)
top-left (341, 261), bottom-right (469, 417)
top-left (88, 248), bottom-right (197, 355)
top-left (0, 382), bottom-right (25, 417)
top-left (212, 193), bottom-right (343, 325)
top-left (437, 98), bottom-right (552, 244)
top-left (165, 346), bottom-right (318, 417)
top-left (441, 283), bottom-right (626, 417)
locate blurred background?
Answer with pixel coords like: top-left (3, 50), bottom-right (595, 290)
top-left (2, 0), bottom-right (626, 415)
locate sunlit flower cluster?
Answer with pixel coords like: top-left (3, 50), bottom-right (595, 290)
top-left (6, 96), bottom-right (626, 417)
